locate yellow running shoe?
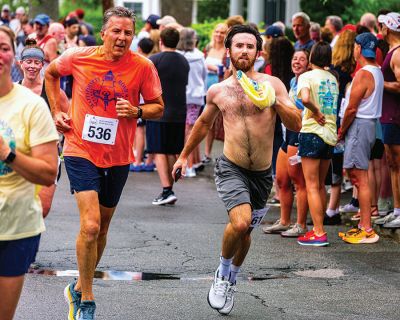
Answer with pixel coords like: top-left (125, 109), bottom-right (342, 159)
top-left (237, 70), bottom-right (275, 110)
top-left (338, 227), bottom-right (359, 239)
top-left (342, 228), bottom-right (379, 244)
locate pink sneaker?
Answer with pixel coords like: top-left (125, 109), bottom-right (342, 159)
top-left (297, 230), bottom-right (329, 247)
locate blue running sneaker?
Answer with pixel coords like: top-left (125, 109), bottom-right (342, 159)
top-left (77, 301), bottom-right (96, 320)
top-left (64, 281), bottom-right (81, 320)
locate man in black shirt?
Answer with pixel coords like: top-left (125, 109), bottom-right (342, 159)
top-left (148, 27), bottom-right (190, 205)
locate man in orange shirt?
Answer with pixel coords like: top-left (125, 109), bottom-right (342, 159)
top-left (45, 7), bottom-right (163, 320)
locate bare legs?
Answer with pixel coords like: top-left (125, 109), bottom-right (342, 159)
top-left (0, 275), bottom-right (24, 320)
top-left (221, 203), bottom-right (252, 267)
top-left (275, 149), bottom-right (292, 225)
top-left (73, 191), bottom-right (116, 301)
top-left (154, 154), bottom-right (177, 188)
top-left (385, 144), bottom-right (400, 209)
top-left (301, 158), bottom-right (330, 235)
top-left (39, 184), bottom-right (57, 218)
top-left (287, 146), bottom-right (308, 227)
top-left (348, 168), bottom-right (371, 229)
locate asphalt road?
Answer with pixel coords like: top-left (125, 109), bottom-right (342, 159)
top-left (15, 143), bottom-right (400, 319)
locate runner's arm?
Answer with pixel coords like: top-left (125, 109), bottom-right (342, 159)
top-left (272, 78), bottom-right (302, 132)
top-left (384, 50), bottom-right (400, 94)
top-left (60, 89), bottom-right (70, 113)
top-left (116, 95), bottom-right (164, 119)
top-left (172, 86), bottom-right (220, 178)
top-left (45, 62), bottom-right (71, 132)
top-left (45, 39), bottom-right (58, 62)
top-left (142, 95), bottom-right (164, 119)
top-left (0, 138), bottom-right (58, 186)
top-left (339, 70), bottom-right (370, 139)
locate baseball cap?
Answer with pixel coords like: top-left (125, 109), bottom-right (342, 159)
top-left (2, 4), bottom-right (10, 11)
top-left (145, 14), bottom-right (160, 29)
top-left (378, 12), bottom-right (400, 32)
top-left (262, 25), bottom-right (284, 38)
top-left (355, 33), bottom-right (378, 59)
top-left (156, 15), bottom-right (176, 26)
top-left (34, 14), bottom-right (50, 26)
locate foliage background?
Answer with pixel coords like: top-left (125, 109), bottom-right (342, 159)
top-left (301, 0), bottom-right (400, 25)
top-left (3, 0), bottom-right (400, 49)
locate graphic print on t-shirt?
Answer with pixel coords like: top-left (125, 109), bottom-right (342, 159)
top-left (318, 79), bottom-right (338, 116)
top-left (85, 70), bottom-right (129, 111)
top-left (0, 120), bottom-right (16, 176)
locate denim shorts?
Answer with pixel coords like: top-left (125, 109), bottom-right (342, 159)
top-left (298, 133), bottom-right (334, 159)
top-left (0, 234), bottom-right (41, 276)
top-left (64, 156), bottom-right (129, 208)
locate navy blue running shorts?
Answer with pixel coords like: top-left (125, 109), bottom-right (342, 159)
top-left (382, 123), bottom-right (400, 145)
top-left (64, 156), bottom-right (129, 208)
top-left (0, 234), bottom-right (41, 276)
top-left (298, 133), bottom-right (334, 160)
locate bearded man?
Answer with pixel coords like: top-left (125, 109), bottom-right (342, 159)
top-left (172, 24), bottom-right (302, 315)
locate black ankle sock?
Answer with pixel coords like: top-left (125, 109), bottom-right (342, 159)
top-left (351, 197), bottom-right (359, 207)
top-left (163, 187), bottom-right (172, 194)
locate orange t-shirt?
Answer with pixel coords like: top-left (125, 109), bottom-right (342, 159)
top-left (55, 46), bottom-right (162, 167)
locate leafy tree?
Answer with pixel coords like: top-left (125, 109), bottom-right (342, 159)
top-left (191, 18), bottom-right (225, 51)
top-left (300, 0), bottom-right (349, 25)
top-left (342, 0), bottom-right (400, 24)
top-left (29, 0), bottom-right (59, 20)
top-left (301, 0), bottom-right (400, 25)
top-left (161, 0), bottom-right (193, 26)
top-left (197, 0), bottom-right (229, 23)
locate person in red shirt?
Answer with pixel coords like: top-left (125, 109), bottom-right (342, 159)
top-left (45, 7), bottom-right (163, 320)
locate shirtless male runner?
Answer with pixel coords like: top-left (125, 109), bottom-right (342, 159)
top-left (172, 25), bottom-right (302, 315)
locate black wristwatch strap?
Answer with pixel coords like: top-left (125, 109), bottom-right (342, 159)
top-left (4, 150), bottom-right (16, 164)
top-left (137, 106), bottom-right (143, 119)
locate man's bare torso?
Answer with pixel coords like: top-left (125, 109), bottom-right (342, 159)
top-left (211, 73), bottom-right (276, 171)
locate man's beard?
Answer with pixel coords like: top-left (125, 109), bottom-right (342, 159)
top-left (231, 54), bottom-right (256, 72)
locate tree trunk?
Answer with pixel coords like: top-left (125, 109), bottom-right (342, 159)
top-left (161, 0), bottom-right (193, 26)
top-left (29, 0), bottom-right (59, 21)
top-left (102, 0), bottom-right (114, 13)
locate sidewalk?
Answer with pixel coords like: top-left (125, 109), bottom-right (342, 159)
top-left (204, 140), bottom-right (400, 243)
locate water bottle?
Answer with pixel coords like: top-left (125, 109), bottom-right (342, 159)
top-left (334, 140), bottom-right (345, 153)
top-left (217, 64), bottom-right (224, 82)
top-left (289, 154), bottom-right (302, 166)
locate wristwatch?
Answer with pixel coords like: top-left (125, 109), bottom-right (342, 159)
top-left (137, 106), bottom-right (143, 119)
top-left (4, 149), bottom-right (16, 164)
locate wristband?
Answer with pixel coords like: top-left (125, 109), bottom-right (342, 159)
top-left (137, 106), bottom-right (143, 119)
top-left (4, 150), bottom-right (16, 164)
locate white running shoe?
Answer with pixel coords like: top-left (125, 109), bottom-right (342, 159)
top-left (207, 269), bottom-right (229, 310)
top-left (374, 212), bottom-right (396, 226)
top-left (218, 282), bottom-right (236, 315)
top-left (185, 167), bottom-right (197, 178)
top-left (339, 203), bottom-right (359, 213)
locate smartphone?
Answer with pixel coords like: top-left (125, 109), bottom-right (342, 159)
top-left (174, 168), bottom-right (182, 182)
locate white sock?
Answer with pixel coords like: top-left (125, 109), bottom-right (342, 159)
top-left (394, 208), bottom-right (400, 217)
top-left (218, 256), bottom-right (232, 278)
top-left (326, 208), bottom-right (338, 217)
top-left (229, 265), bottom-right (240, 284)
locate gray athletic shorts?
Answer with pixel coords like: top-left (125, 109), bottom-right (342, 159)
top-left (344, 118), bottom-right (376, 170)
top-left (214, 155), bottom-right (273, 212)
